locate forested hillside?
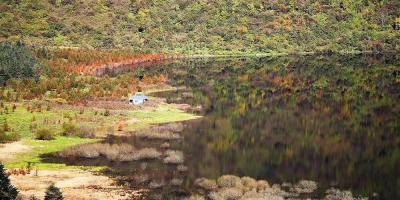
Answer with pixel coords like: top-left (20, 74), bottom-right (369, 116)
top-left (0, 0), bottom-right (399, 54)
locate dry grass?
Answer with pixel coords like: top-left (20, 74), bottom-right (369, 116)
top-left (256, 180), bottom-right (270, 191)
top-left (58, 143), bottom-right (162, 161)
top-left (240, 190), bottom-right (284, 200)
top-left (163, 150), bottom-right (184, 164)
top-left (292, 180), bottom-right (317, 193)
top-left (240, 177), bottom-right (257, 189)
top-left (324, 188), bottom-right (360, 200)
top-left (183, 195), bottom-right (206, 200)
top-left (135, 123), bottom-right (184, 140)
top-left (194, 178), bottom-right (218, 191)
top-left (170, 178), bottom-right (183, 186)
top-left (136, 130), bottom-right (182, 140)
top-left (209, 187), bottom-right (243, 200)
top-left (177, 165), bottom-right (188, 172)
top-left (217, 175), bottom-right (241, 188)
top-left (148, 179), bottom-right (166, 189)
top-left (132, 148), bottom-right (163, 161)
top-left (133, 174), bottom-right (149, 184)
top-left (150, 123), bottom-right (184, 133)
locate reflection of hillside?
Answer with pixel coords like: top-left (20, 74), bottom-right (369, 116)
top-left (52, 55), bottom-right (399, 199)
top-left (157, 55), bottom-right (399, 199)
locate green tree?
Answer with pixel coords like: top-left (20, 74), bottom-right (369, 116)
top-left (44, 184), bottom-right (63, 200)
top-left (0, 41), bottom-right (43, 85)
top-left (0, 162), bottom-right (19, 200)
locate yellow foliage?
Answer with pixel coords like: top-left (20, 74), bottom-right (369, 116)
top-left (238, 26), bottom-right (248, 34)
top-left (238, 74), bottom-right (248, 81)
top-left (315, 1), bottom-right (322, 12)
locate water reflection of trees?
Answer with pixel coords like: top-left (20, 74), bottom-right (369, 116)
top-left (90, 55), bottom-right (400, 199)
top-left (139, 55), bottom-right (399, 199)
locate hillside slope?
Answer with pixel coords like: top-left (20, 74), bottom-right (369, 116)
top-left (0, 0), bottom-right (399, 54)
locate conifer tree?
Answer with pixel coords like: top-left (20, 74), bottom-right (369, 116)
top-left (0, 162), bottom-right (19, 200)
top-left (44, 184), bottom-right (63, 200)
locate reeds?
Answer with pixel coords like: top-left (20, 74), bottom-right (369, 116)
top-left (136, 123), bottom-right (184, 140)
top-left (163, 150), bottom-right (184, 164)
top-left (58, 143), bottom-right (162, 161)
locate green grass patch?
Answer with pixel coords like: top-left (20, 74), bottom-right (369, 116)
top-left (0, 101), bottom-right (200, 170)
top-left (126, 104), bottom-right (201, 129)
top-left (5, 137), bottom-right (99, 169)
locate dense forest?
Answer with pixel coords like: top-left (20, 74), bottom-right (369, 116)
top-left (0, 0), bottom-right (399, 54)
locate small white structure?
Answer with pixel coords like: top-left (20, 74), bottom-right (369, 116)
top-left (129, 92), bottom-right (149, 105)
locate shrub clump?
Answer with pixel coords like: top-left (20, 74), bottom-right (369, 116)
top-left (170, 178), bottom-right (183, 186)
top-left (194, 178), bottom-right (218, 191)
top-left (61, 122), bottom-right (78, 136)
top-left (163, 150), bottom-right (184, 164)
top-left (58, 143), bottom-right (135, 160)
top-left (183, 195), bottom-right (206, 200)
top-left (240, 190), bottom-right (284, 200)
top-left (78, 125), bottom-right (96, 138)
top-left (148, 179), bottom-right (166, 189)
top-left (36, 128), bottom-right (55, 140)
top-left (0, 130), bottom-right (20, 143)
top-left (256, 180), bottom-right (270, 191)
top-left (132, 148), bottom-right (163, 161)
top-left (240, 177), bottom-right (258, 189)
top-left (137, 129), bottom-right (182, 140)
top-left (217, 175), bottom-right (241, 188)
top-left (292, 180), bottom-right (317, 194)
top-left (209, 187), bottom-right (243, 200)
top-left (151, 123), bottom-right (184, 133)
top-left (177, 165), bottom-right (188, 172)
top-left (324, 188), bottom-right (358, 200)
top-left (134, 174), bottom-right (149, 184)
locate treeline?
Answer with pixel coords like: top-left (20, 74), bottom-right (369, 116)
top-left (0, 0), bottom-right (399, 54)
top-left (0, 42), bottom-right (166, 103)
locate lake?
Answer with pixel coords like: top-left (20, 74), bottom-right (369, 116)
top-left (45, 55), bottom-right (400, 199)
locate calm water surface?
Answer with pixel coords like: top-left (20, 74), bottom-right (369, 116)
top-left (46, 55), bottom-right (400, 199)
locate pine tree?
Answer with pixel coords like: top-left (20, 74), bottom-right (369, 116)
top-left (44, 184), bottom-right (63, 200)
top-left (0, 162), bottom-right (19, 200)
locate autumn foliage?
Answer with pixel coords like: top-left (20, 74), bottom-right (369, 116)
top-left (44, 48), bottom-right (169, 75)
top-left (118, 123), bottom-right (123, 131)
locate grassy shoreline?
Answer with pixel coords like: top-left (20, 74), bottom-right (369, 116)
top-left (1, 91), bottom-right (200, 170)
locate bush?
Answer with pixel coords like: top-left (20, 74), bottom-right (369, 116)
top-left (257, 180), bottom-right (270, 191)
top-left (58, 143), bottom-right (162, 161)
top-left (293, 180), bottom-right (317, 193)
top-left (324, 188), bottom-right (354, 200)
top-left (177, 165), bottom-right (188, 172)
top-left (78, 125), bottom-right (95, 138)
top-left (44, 184), bottom-right (64, 200)
top-left (170, 178), bottom-right (183, 186)
top-left (61, 122), bottom-right (78, 136)
top-left (208, 188), bottom-right (243, 200)
top-left (0, 130), bottom-right (20, 143)
top-left (240, 177), bottom-right (258, 189)
top-left (194, 178), bottom-right (218, 191)
top-left (137, 129), bottom-right (182, 140)
top-left (0, 162), bottom-right (19, 200)
top-left (36, 128), bottom-right (55, 140)
top-left (217, 175), bottom-right (241, 188)
top-left (148, 179), bottom-right (166, 189)
top-left (163, 150), bottom-right (184, 164)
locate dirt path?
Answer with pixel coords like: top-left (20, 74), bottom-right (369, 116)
top-left (1, 143), bottom-right (142, 200)
top-left (0, 142), bottom-right (31, 162)
top-left (9, 169), bottom-right (144, 200)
